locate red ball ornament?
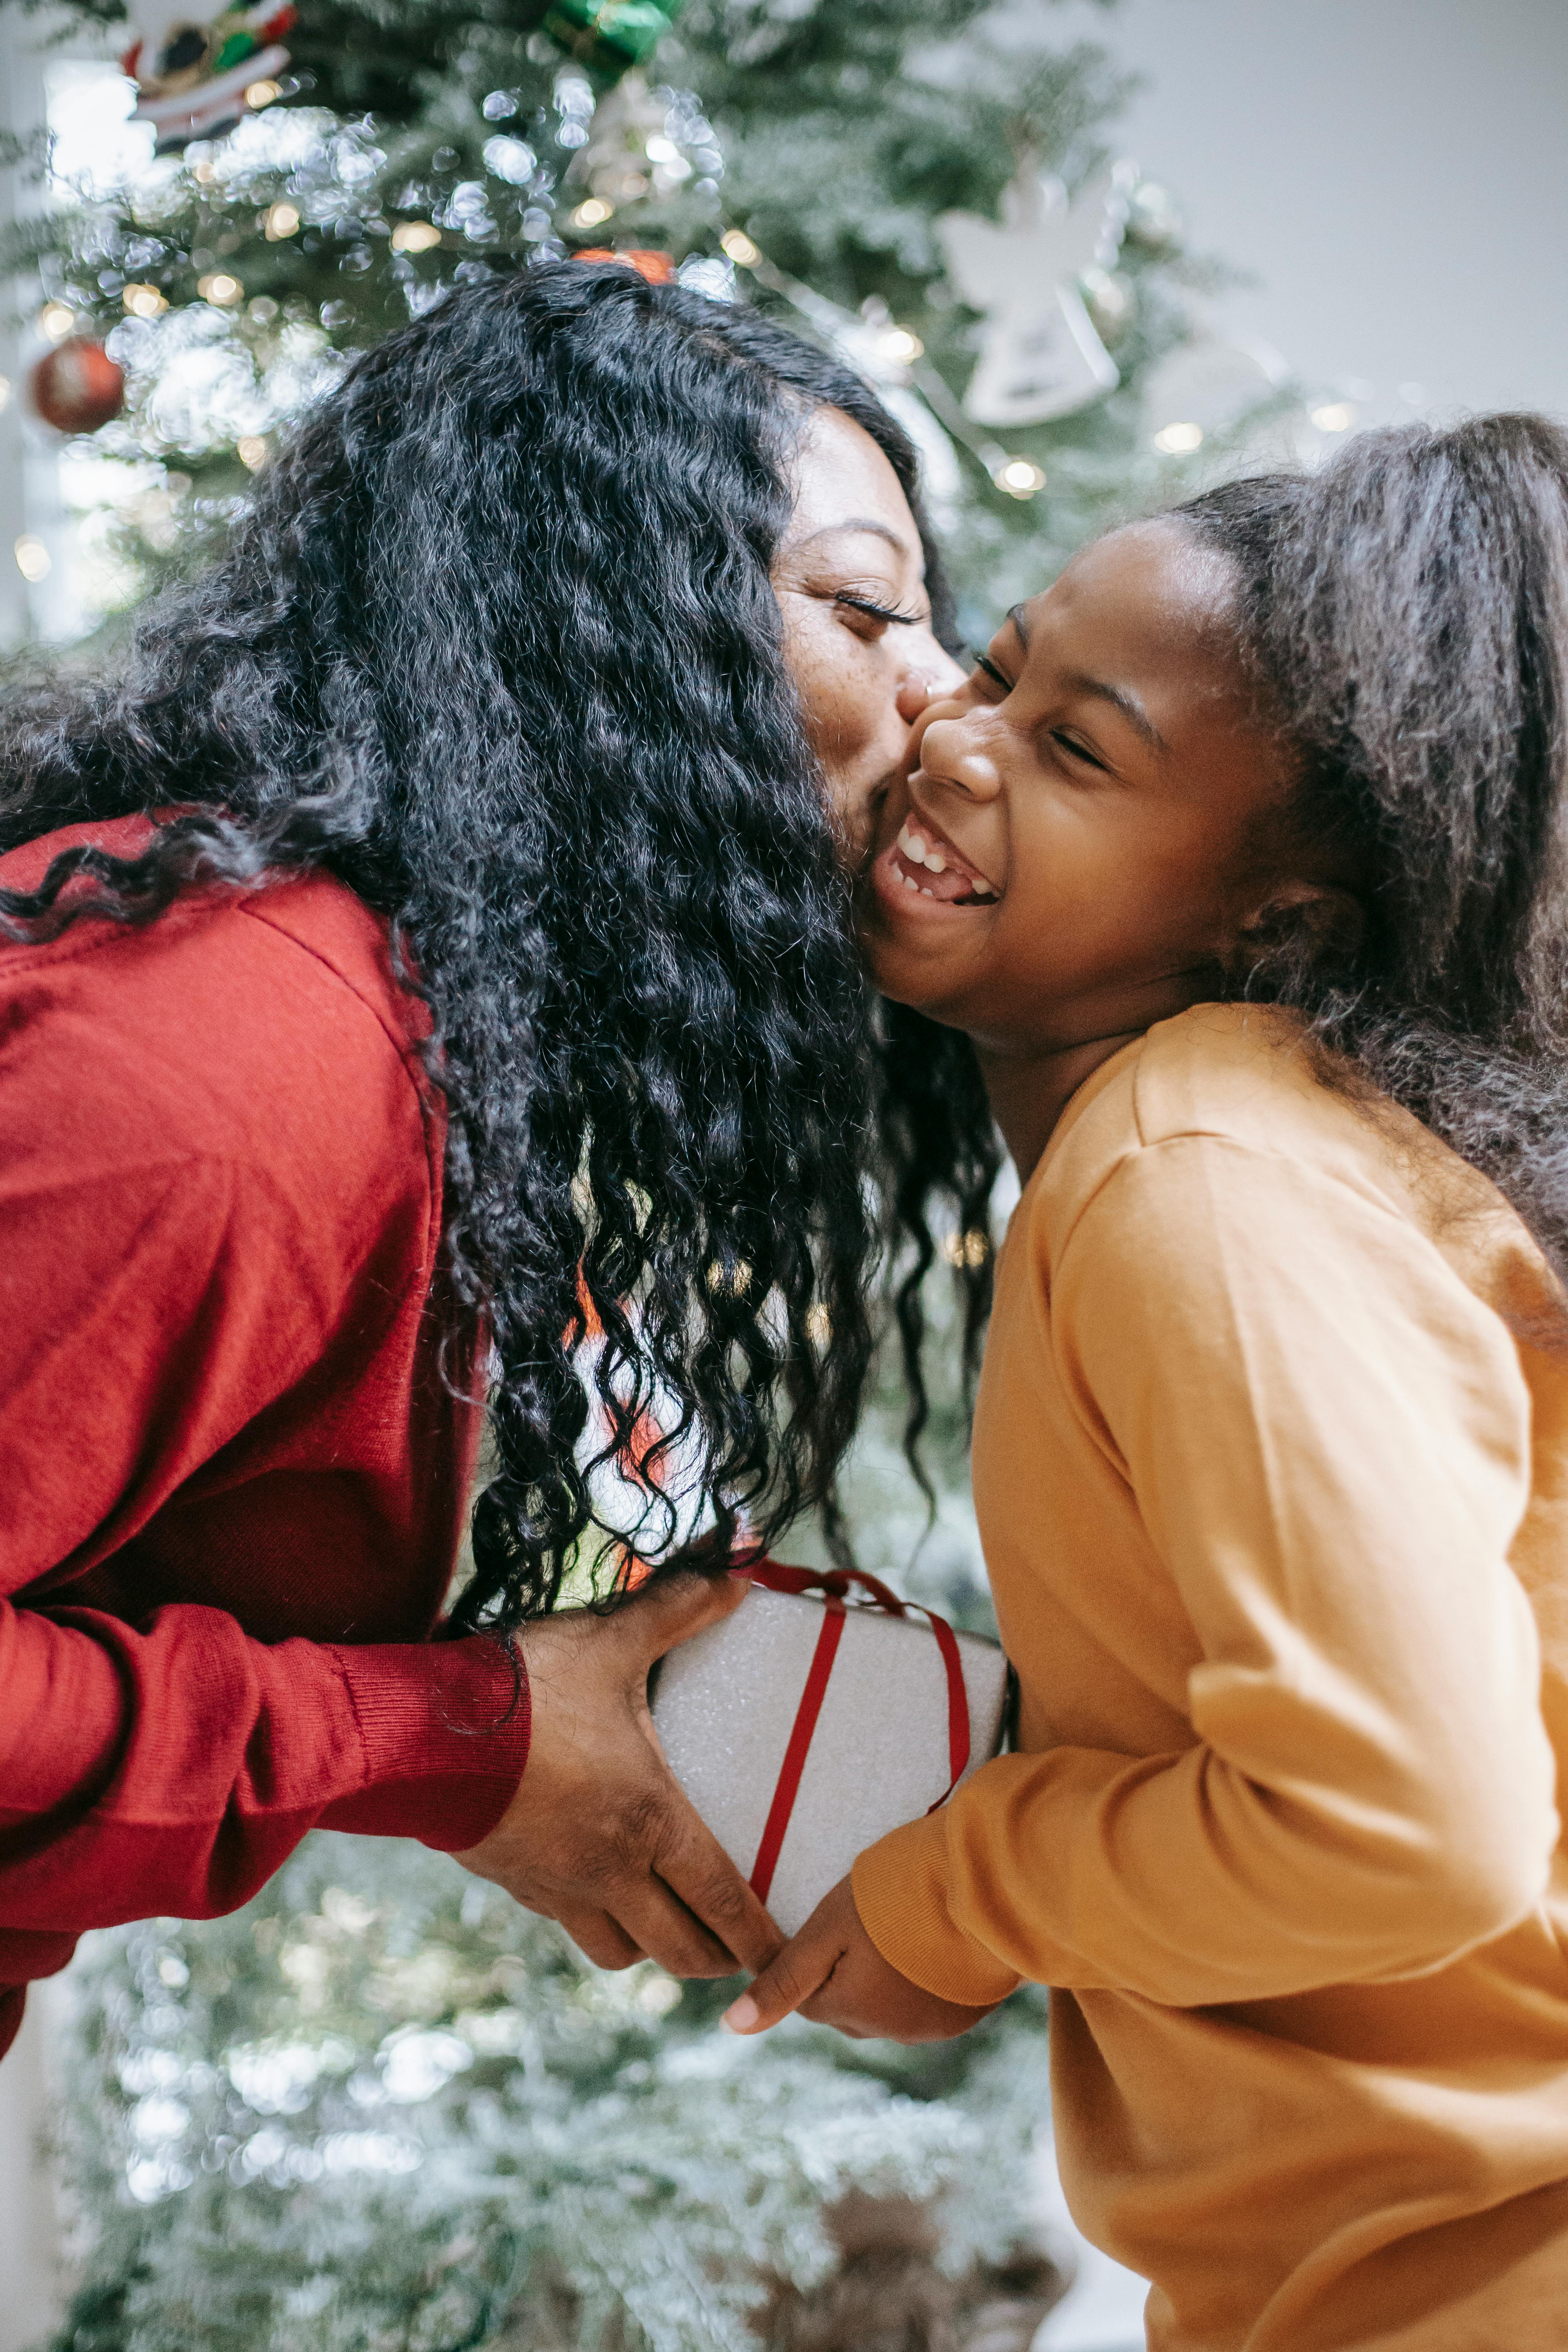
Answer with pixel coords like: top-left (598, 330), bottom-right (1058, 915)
top-left (29, 338), bottom-right (126, 434)
top-left (575, 247), bottom-right (677, 284)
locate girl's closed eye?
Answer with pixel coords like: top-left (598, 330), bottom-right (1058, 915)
top-left (972, 650), bottom-right (1014, 695)
top-left (965, 641), bottom-right (1107, 772)
top-left (1050, 731), bottom-right (1110, 774)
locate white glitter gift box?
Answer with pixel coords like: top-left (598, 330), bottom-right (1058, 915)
top-left (650, 1564), bottom-right (1009, 1937)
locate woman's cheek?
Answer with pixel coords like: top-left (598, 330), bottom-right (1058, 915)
top-left (811, 639), bottom-right (884, 780)
top-left (779, 609), bottom-right (860, 764)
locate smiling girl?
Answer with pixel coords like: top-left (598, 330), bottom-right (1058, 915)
top-left (730, 416), bottom-right (1568, 2352)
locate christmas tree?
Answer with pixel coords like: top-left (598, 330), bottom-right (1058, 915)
top-left (4, 0), bottom-right (1209, 641)
top-left (4, 2), bottom-right (1216, 2343)
top-left (51, 1831), bottom-right (1059, 2352)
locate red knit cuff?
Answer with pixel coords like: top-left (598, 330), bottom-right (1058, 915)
top-left (0, 1985), bottom-right (27, 2062)
top-left (318, 1632), bottom-right (530, 1852)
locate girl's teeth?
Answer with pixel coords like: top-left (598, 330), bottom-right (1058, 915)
top-left (895, 817), bottom-right (997, 902)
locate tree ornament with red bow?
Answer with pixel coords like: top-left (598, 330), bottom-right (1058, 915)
top-left (118, 0), bottom-right (298, 152)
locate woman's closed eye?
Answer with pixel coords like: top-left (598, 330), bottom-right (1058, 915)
top-left (833, 590), bottom-right (926, 629)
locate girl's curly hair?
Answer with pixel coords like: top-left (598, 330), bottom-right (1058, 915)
top-left (1177, 414), bottom-right (1568, 1291)
top-left (0, 262), bottom-right (998, 1622)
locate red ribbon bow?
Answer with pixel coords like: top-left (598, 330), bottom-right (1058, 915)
top-left (732, 1561), bottom-right (973, 1908)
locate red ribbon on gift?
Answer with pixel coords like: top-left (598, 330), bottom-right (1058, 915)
top-left (733, 1561), bottom-right (972, 1909)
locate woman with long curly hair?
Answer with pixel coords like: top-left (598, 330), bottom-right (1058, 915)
top-left (0, 261), bottom-right (996, 2054)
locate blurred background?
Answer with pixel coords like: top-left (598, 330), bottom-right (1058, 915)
top-left (1, 5), bottom-right (1563, 2350)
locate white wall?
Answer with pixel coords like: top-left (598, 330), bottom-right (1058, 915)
top-left (0, 1988), bottom-right (67, 2350)
top-left (1, 7), bottom-right (83, 650)
top-left (1032, 0), bottom-right (1568, 423)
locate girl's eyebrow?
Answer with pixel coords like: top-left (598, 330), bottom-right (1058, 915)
top-left (1001, 604), bottom-right (1165, 750)
top-left (1062, 671), bottom-right (1167, 753)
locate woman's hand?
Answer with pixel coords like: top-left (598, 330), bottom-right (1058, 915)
top-left (721, 1875), bottom-right (999, 2043)
top-left (455, 1571), bottom-right (784, 1981)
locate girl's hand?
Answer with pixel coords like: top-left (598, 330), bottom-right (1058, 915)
top-left (721, 1875), bottom-right (998, 2043)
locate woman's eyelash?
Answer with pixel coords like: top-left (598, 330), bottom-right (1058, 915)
top-left (972, 651), bottom-right (1014, 692)
top-left (834, 592), bottom-right (924, 626)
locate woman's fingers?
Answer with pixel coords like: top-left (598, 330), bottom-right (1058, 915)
top-left (556, 1906), bottom-right (646, 1971)
top-left (459, 1568), bottom-right (775, 1979)
top-left (608, 1876), bottom-right (749, 1980)
top-left (722, 1897), bottom-right (848, 2034)
top-left (650, 1790), bottom-right (784, 1976)
top-left (611, 1565), bottom-right (749, 1670)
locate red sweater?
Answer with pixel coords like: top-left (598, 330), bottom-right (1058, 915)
top-left (0, 818), bottom-right (530, 2057)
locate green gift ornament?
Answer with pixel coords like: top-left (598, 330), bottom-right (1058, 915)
top-left (543, 0), bottom-right (685, 79)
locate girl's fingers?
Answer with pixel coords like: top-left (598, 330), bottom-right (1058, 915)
top-left (722, 1910), bottom-right (846, 2034)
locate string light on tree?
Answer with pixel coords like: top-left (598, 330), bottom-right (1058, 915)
top-left (13, 535), bottom-right (52, 583)
top-left (1079, 265), bottom-right (1135, 346)
top-left (569, 72), bottom-right (668, 216)
top-left (878, 324), bottom-right (924, 365)
top-left (1310, 401), bottom-right (1356, 433)
top-left (1125, 180), bottom-right (1183, 254)
top-left (1153, 420), bottom-right (1204, 455)
top-left (994, 457), bottom-right (1046, 499)
top-left (122, 283), bottom-right (168, 318)
top-left (390, 220), bottom-right (441, 253)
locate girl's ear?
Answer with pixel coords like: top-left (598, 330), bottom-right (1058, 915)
top-left (1227, 879), bottom-right (1366, 982)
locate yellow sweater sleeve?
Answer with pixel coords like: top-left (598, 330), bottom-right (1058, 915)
top-left (854, 1136), bottom-right (1559, 2009)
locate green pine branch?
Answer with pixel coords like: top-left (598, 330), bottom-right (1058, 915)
top-left (2, 0), bottom-right (1221, 640)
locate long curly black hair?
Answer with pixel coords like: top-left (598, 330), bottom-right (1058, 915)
top-left (0, 262), bottom-right (998, 1622)
top-left (1178, 414), bottom-right (1568, 1292)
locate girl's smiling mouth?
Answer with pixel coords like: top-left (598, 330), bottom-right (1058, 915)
top-left (875, 802), bottom-right (1001, 909)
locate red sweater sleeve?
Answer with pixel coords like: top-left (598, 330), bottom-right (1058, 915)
top-left (0, 870), bottom-right (528, 1985)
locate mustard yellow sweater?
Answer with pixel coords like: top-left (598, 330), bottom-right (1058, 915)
top-left (854, 1004), bottom-right (1568, 2352)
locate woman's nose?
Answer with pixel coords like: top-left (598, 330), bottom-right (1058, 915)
top-left (917, 711), bottom-right (1002, 802)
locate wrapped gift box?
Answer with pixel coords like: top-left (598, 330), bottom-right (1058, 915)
top-left (651, 1566), bottom-right (1009, 1937)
